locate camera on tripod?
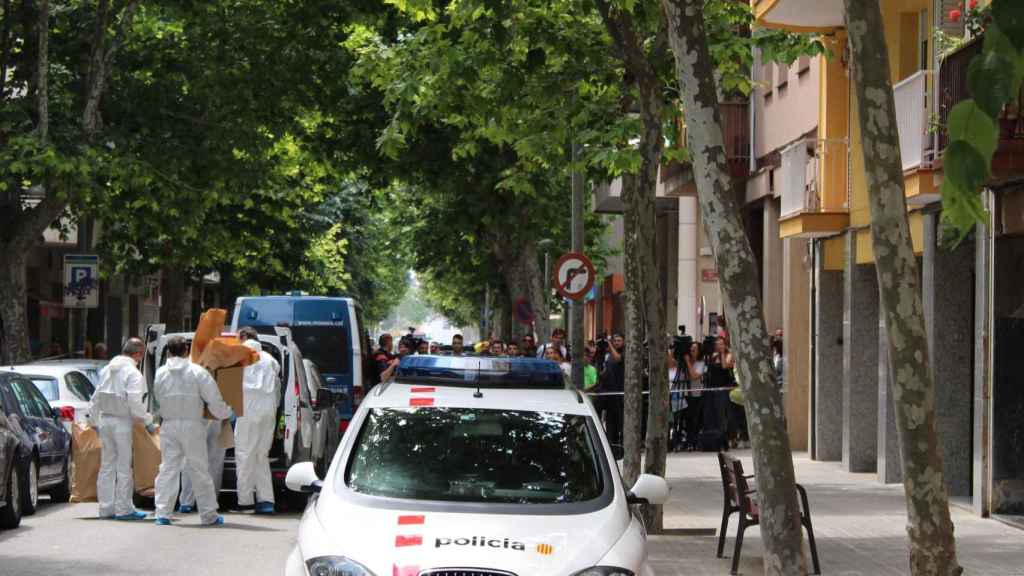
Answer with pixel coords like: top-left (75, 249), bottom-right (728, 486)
top-left (671, 325), bottom-right (693, 366)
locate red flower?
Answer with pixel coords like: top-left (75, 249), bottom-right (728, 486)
top-left (968, 0), bottom-right (977, 10)
top-left (949, 8), bottom-right (962, 22)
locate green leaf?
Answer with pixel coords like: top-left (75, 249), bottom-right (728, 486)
top-left (968, 50), bottom-right (1019, 118)
top-left (944, 140), bottom-right (990, 194)
top-left (993, 0), bottom-right (1024, 52)
top-left (947, 100), bottom-right (998, 164)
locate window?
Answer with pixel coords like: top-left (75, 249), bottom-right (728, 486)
top-left (345, 408), bottom-right (604, 505)
top-left (65, 372), bottom-right (95, 402)
top-left (11, 379), bottom-right (49, 417)
top-left (30, 378), bottom-right (60, 402)
top-left (25, 382), bottom-right (55, 417)
top-left (290, 325), bottom-right (349, 374)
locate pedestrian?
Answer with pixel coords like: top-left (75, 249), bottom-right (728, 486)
top-left (93, 342), bottom-right (108, 360)
top-left (583, 345), bottom-right (599, 391)
top-left (772, 330), bottom-right (785, 392)
top-left (536, 328), bottom-right (568, 359)
top-left (416, 339), bottom-right (430, 355)
top-left (451, 334), bottom-right (465, 356)
top-left (90, 337), bottom-right (151, 520)
top-left (371, 334), bottom-right (395, 389)
top-left (429, 341), bottom-right (441, 355)
top-left (153, 336), bottom-right (232, 526)
top-left (599, 333), bottom-right (626, 445)
top-left (704, 336), bottom-right (736, 451)
top-left (684, 341), bottom-right (705, 451)
top-left (520, 334), bottom-right (538, 358)
top-left (669, 349), bottom-right (686, 451)
top-left (506, 342), bottom-right (521, 357)
top-left (716, 316), bottom-right (730, 346)
top-left (544, 345), bottom-right (572, 387)
top-left (489, 339), bottom-right (505, 357)
top-left (178, 420), bottom-right (226, 514)
top-left (235, 327), bottom-right (281, 515)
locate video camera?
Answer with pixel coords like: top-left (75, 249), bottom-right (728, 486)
top-left (671, 325), bottom-right (693, 366)
top-left (399, 327), bottom-right (424, 355)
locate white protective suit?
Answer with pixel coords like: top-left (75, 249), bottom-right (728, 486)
top-left (90, 354), bottom-right (149, 518)
top-left (153, 357), bottom-right (231, 524)
top-left (179, 420), bottom-right (225, 507)
top-left (234, 339), bottom-right (281, 507)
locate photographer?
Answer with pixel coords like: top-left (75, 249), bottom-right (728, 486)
top-left (684, 341), bottom-right (705, 451)
top-left (599, 333), bottom-right (626, 445)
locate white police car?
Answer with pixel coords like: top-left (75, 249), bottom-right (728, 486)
top-left (284, 355), bottom-right (668, 576)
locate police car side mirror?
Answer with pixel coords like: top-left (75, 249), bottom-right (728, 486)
top-left (286, 462), bottom-right (322, 494)
top-left (627, 474), bottom-right (669, 506)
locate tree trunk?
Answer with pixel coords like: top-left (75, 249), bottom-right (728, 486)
top-left (159, 264), bottom-right (186, 332)
top-left (621, 171), bottom-right (645, 490)
top-left (499, 241), bottom-right (549, 343)
top-left (842, 2), bottom-right (962, 574)
top-left (0, 251), bottom-right (30, 364)
top-left (595, 0), bottom-right (670, 531)
top-left (662, 1), bottom-right (807, 573)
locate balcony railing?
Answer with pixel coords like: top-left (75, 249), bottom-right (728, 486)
top-left (669, 100), bottom-right (751, 184)
top-left (894, 70), bottom-right (931, 172)
top-left (939, 35), bottom-right (1024, 154)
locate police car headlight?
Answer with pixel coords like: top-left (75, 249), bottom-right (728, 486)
top-left (305, 556), bottom-right (375, 576)
top-left (570, 568), bottom-right (635, 576)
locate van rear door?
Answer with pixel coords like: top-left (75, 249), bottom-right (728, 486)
top-left (290, 300), bottom-right (355, 419)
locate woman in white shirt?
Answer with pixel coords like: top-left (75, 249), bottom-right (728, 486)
top-left (684, 341), bottom-right (706, 451)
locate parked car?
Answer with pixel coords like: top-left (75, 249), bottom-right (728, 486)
top-left (0, 410), bottom-right (24, 529)
top-left (0, 372), bottom-right (73, 516)
top-left (142, 325), bottom-right (342, 508)
top-left (30, 359), bottom-right (108, 387)
top-left (0, 365), bottom-right (96, 430)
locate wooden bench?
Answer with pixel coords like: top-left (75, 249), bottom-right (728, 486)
top-left (717, 452), bottom-right (821, 575)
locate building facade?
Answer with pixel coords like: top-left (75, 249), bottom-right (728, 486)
top-left (753, 0), bottom-right (1024, 522)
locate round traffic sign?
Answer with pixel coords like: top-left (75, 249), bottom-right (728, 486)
top-left (553, 252), bottom-right (596, 301)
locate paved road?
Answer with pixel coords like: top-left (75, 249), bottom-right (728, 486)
top-left (0, 497), bottom-right (300, 576)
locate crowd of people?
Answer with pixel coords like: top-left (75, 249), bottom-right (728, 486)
top-left (369, 320), bottom-right (786, 454)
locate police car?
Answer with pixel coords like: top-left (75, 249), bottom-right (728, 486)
top-left (284, 356), bottom-right (669, 576)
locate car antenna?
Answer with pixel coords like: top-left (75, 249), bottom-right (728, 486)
top-left (473, 361), bottom-right (483, 398)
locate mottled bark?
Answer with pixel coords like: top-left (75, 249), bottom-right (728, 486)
top-left (621, 172), bottom-right (645, 490)
top-left (498, 241), bottom-right (549, 342)
top-left (662, 1), bottom-right (806, 573)
top-left (595, 0), bottom-right (670, 532)
top-left (842, 2), bottom-right (962, 574)
top-left (0, 252), bottom-right (30, 364)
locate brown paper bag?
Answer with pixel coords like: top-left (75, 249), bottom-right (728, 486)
top-left (132, 423), bottom-right (161, 494)
top-left (70, 422), bottom-right (102, 503)
top-left (191, 309), bottom-right (228, 363)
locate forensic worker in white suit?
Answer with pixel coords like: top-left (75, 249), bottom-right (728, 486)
top-left (152, 336), bottom-right (232, 526)
top-left (234, 327), bottom-right (281, 514)
top-left (90, 338), bottom-right (151, 520)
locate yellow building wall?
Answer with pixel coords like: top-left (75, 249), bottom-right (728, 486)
top-left (819, 33), bottom-right (850, 212)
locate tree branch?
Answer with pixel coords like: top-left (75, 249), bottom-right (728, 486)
top-left (82, 0), bottom-right (111, 134)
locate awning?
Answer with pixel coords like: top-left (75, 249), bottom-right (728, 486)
top-left (753, 0), bottom-right (845, 32)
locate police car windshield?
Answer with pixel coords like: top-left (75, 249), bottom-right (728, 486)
top-left (344, 408), bottom-right (603, 504)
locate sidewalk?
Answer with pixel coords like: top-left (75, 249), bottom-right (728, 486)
top-left (648, 451), bottom-right (1024, 576)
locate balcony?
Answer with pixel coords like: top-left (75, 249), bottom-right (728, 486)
top-left (661, 100), bottom-right (751, 197)
top-left (752, 0), bottom-right (844, 32)
top-left (938, 35), bottom-right (1024, 179)
top-left (894, 70), bottom-right (932, 173)
top-left (778, 140), bottom-right (849, 238)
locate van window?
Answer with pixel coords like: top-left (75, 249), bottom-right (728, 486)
top-left (290, 325), bottom-right (348, 374)
top-left (238, 299), bottom-right (293, 331)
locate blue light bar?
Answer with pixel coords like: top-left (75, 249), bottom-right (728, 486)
top-left (396, 355), bottom-right (566, 389)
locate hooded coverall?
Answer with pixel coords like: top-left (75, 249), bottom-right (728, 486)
top-left (90, 355), bottom-right (150, 518)
top-left (234, 340), bottom-right (280, 507)
top-left (153, 357), bottom-right (231, 524)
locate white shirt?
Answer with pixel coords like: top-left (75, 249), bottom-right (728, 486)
top-left (154, 357), bottom-right (231, 421)
top-left (90, 355), bottom-right (148, 421)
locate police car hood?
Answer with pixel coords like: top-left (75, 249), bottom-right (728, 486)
top-left (311, 492), bottom-right (630, 575)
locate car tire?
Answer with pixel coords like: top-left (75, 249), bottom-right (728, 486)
top-left (48, 456), bottom-right (72, 504)
top-left (21, 459), bottom-right (38, 515)
top-left (0, 464), bottom-right (22, 529)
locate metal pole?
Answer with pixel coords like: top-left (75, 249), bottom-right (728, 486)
top-left (570, 143), bottom-right (585, 390)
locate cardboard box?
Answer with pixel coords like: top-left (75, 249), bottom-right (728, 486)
top-left (204, 365), bottom-right (244, 419)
